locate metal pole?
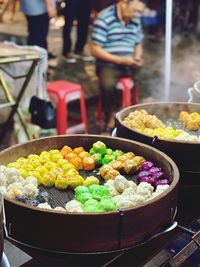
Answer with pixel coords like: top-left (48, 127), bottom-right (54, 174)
top-left (164, 0), bottom-right (173, 100)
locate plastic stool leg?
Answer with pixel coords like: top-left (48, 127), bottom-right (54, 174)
top-left (125, 86), bottom-right (131, 107)
top-left (80, 90), bottom-right (88, 133)
top-left (57, 98), bottom-right (67, 135)
top-left (132, 81), bottom-right (138, 104)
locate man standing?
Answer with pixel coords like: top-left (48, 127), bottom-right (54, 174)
top-left (62, 0), bottom-right (93, 63)
top-left (20, 0), bottom-right (56, 51)
top-left (91, 0), bottom-right (145, 131)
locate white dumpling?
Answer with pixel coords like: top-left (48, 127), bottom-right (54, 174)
top-left (37, 202), bottom-right (52, 210)
top-left (0, 172), bottom-right (7, 187)
top-left (5, 168), bottom-right (21, 184)
top-left (107, 185), bottom-right (120, 197)
top-left (137, 182), bottom-right (154, 194)
top-left (6, 188), bottom-right (23, 199)
top-left (7, 182), bottom-right (24, 191)
top-left (130, 194), bottom-right (146, 207)
top-left (54, 207), bottom-right (66, 212)
top-left (152, 184), bottom-right (170, 198)
top-left (104, 179), bottom-right (114, 188)
top-left (23, 184), bottom-right (39, 199)
top-left (25, 176), bottom-right (38, 187)
top-left (0, 165), bottom-right (7, 174)
top-left (65, 200), bottom-right (83, 212)
top-left (156, 184), bottom-right (169, 193)
top-left (121, 187), bottom-right (136, 199)
top-left (114, 175), bottom-right (130, 193)
top-left (127, 181), bottom-right (137, 193)
top-left (0, 186), bottom-right (7, 195)
top-left (113, 195), bottom-right (133, 209)
top-left (136, 188), bottom-right (152, 200)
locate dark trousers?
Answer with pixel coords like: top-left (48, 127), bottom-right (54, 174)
top-left (96, 64), bottom-right (136, 121)
top-left (62, 0), bottom-right (92, 55)
top-left (26, 13), bottom-right (49, 50)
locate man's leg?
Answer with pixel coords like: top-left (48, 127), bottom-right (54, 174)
top-left (26, 13), bottom-right (49, 49)
top-left (75, 0), bottom-right (92, 54)
top-left (62, 0), bottom-right (78, 56)
top-left (97, 65), bottom-right (122, 130)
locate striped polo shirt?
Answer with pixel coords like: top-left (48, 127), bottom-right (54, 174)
top-left (92, 4), bottom-right (143, 57)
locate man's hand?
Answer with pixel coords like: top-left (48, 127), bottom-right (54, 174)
top-left (117, 56), bottom-right (143, 67)
top-left (47, 5), bottom-right (57, 18)
top-left (133, 58), bottom-right (143, 67)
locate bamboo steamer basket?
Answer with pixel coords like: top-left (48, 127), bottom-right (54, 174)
top-left (0, 135), bottom-right (179, 254)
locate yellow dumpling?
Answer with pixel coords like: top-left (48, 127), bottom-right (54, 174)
top-left (19, 168), bottom-right (28, 178)
top-left (68, 175), bottom-right (84, 189)
top-left (51, 153), bottom-right (63, 163)
top-left (41, 172), bottom-right (56, 187)
top-left (7, 162), bottom-right (21, 169)
top-left (50, 167), bottom-right (64, 177)
top-left (84, 176), bottom-right (99, 186)
top-left (57, 158), bottom-right (68, 167)
top-left (55, 177), bottom-right (69, 190)
top-left (62, 163), bottom-right (76, 173)
top-left (35, 165), bottom-right (48, 175)
top-left (48, 149), bottom-right (60, 155)
top-left (44, 162), bottom-right (57, 171)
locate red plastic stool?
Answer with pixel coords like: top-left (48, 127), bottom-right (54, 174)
top-left (47, 80), bottom-right (88, 135)
top-left (96, 77), bottom-right (138, 121)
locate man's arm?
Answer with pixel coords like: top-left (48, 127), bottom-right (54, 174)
top-left (91, 43), bottom-right (138, 66)
top-left (134, 43), bottom-right (143, 61)
top-left (133, 43), bottom-right (143, 66)
top-left (44, 0), bottom-right (57, 18)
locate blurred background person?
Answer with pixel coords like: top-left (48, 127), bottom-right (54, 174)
top-left (0, 0), bottom-right (18, 22)
top-left (62, 0), bottom-right (93, 63)
top-left (20, 0), bottom-right (57, 57)
top-left (91, 0), bottom-right (145, 132)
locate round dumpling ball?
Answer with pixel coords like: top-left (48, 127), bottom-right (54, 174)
top-left (137, 182), bottom-right (154, 194)
top-left (23, 184), bottom-right (39, 199)
top-left (100, 197), bottom-right (117, 212)
top-left (37, 202), bottom-right (52, 210)
top-left (55, 177), bottom-right (69, 190)
top-left (0, 172), bottom-right (7, 187)
top-left (25, 176), bottom-right (38, 187)
top-left (0, 186), bottom-right (7, 195)
top-left (83, 176), bottom-right (99, 187)
top-left (6, 168), bottom-right (21, 184)
top-left (113, 175), bottom-right (130, 193)
top-left (54, 207), bottom-right (66, 212)
top-left (65, 200), bottom-right (83, 212)
top-left (113, 195), bottom-right (133, 210)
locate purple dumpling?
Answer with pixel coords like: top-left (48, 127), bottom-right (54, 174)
top-left (140, 161), bottom-right (154, 171)
top-left (137, 171), bottom-right (151, 182)
top-left (151, 171), bottom-right (165, 181)
top-left (149, 167), bottom-right (161, 174)
top-left (140, 177), bottom-right (156, 187)
top-left (155, 179), bottom-right (170, 187)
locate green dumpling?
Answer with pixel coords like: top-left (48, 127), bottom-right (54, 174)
top-left (75, 192), bottom-right (93, 204)
top-left (74, 186), bottom-right (89, 195)
top-left (106, 148), bottom-right (113, 155)
top-left (92, 141), bottom-right (107, 155)
top-left (92, 153), bottom-right (102, 166)
top-left (100, 197), bottom-right (117, 212)
top-left (84, 199), bottom-right (99, 207)
top-left (83, 204), bottom-right (104, 213)
top-left (102, 154), bottom-right (115, 165)
top-left (89, 185), bottom-right (110, 201)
